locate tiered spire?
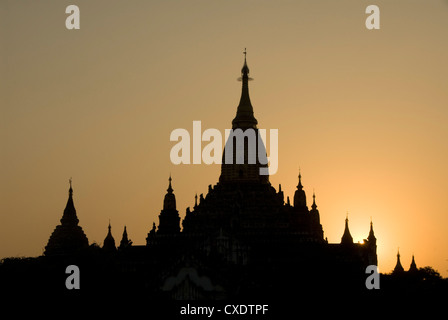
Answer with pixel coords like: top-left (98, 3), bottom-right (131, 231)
top-left (232, 48), bottom-right (258, 129)
top-left (220, 51), bottom-right (269, 184)
top-left (44, 179), bottom-right (89, 256)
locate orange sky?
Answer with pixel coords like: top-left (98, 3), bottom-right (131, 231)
top-left (1, 0), bottom-right (448, 277)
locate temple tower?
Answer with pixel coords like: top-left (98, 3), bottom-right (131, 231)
top-left (44, 180), bottom-right (89, 256)
top-left (220, 50), bottom-right (269, 184)
top-left (157, 176), bottom-right (181, 234)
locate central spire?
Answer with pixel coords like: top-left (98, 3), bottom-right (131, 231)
top-left (219, 52), bottom-right (269, 184)
top-left (232, 49), bottom-right (258, 129)
top-left (167, 174), bottom-right (173, 194)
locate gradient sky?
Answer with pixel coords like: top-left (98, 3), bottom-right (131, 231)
top-left (1, 0), bottom-right (447, 277)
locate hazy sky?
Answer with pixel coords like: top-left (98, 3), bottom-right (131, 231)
top-left (1, 0), bottom-right (447, 277)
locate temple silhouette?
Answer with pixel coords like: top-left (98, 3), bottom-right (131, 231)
top-left (43, 53), bottom-right (377, 299)
top-left (2, 53), bottom-right (445, 303)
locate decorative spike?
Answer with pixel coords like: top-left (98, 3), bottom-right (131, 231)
top-left (167, 174), bottom-right (173, 193)
top-left (297, 169), bottom-right (303, 190)
top-left (68, 177), bottom-right (73, 196)
top-left (311, 190), bottom-right (317, 210)
top-left (368, 218), bottom-right (376, 242)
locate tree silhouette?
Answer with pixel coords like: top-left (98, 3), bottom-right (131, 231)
top-left (419, 266), bottom-right (442, 280)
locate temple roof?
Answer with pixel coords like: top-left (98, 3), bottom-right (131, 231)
top-left (393, 249), bottom-right (405, 273)
top-left (409, 254), bottom-right (418, 273)
top-left (60, 178), bottom-right (79, 226)
top-left (44, 180), bottom-right (89, 256)
top-left (341, 215), bottom-right (353, 245)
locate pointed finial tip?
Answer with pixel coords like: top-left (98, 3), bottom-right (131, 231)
top-left (240, 48), bottom-right (251, 77)
top-left (167, 174), bottom-right (174, 193)
top-left (68, 177), bottom-right (73, 195)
